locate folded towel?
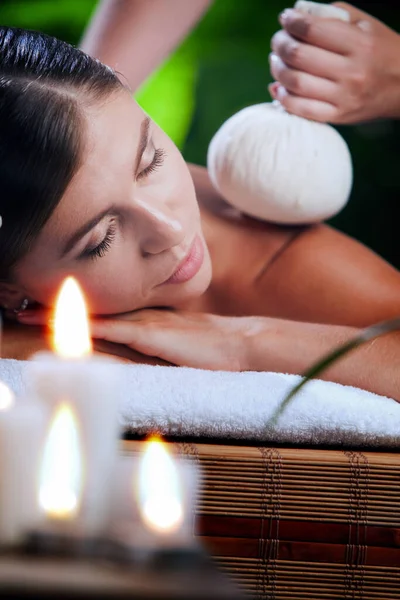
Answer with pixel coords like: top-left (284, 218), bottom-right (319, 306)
top-left (1, 358), bottom-right (399, 447)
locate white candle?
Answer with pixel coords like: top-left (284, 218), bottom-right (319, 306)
top-left (0, 381), bottom-right (48, 545)
top-left (38, 402), bottom-right (83, 524)
top-left (138, 438), bottom-right (186, 536)
top-left (26, 277), bottom-right (121, 535)
top-left (110, 437), bottom-right (199, 554)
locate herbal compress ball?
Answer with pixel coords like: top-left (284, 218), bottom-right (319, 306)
top-left (207, 1), bottom-right (352, 225)
top-left (207, 103), bottom-right (353, 224)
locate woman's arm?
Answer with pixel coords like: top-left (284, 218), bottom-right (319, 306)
top-left (244, 316), bottom-right (400, 401)
top-left (80, 0), bottom-right (213, 92)
top-left (84, 309), bottom-right (400, 401)
top-left (14, 305), bottom-right (400, 400)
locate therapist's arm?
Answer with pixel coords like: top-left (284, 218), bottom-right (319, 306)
top-left (80, 0), bottom-right (213, 92)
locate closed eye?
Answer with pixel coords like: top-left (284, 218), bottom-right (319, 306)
top-left (137, 147), bottom-right (166, 181)
top-left (79, 221), bottom-right (117, 261)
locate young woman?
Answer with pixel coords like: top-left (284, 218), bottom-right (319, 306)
top-left (0, 26), bottom-right (399, 400)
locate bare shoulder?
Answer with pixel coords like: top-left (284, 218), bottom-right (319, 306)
top-left (189, 163), bottom-right (300, 280)
top-left (188, 163), bottom-right (400, 325)
top-left (257, 223), bottom-right (400, 326)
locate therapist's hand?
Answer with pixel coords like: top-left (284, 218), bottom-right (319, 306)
top-left (269, 2), bottom-right (400, 123)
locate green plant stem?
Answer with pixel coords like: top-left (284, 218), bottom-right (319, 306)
top-left (267, 317), bottom-right (400, 429)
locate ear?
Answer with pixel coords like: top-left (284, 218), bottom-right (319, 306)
top-left (0, 282), bottom-right (28, 312)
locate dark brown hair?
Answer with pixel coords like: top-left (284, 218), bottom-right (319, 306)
top-left (0, 27), bottom-right (123, 280)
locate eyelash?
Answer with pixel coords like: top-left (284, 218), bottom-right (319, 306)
top-left (80, 147), bottom-right (166, 261)
top-left (137, 147), bottom-right (166, 180)
top-left (83, 221), bottom-right (117, 261)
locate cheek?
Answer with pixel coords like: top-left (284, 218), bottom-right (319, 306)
top-left (170, 157), bottom-right (199, 222)
top-left (18, 253), bottom-right (145, 315)
top-left (156, 130), bottom-right (199, 212)
top-left (75, 257), bottom-right (145, 315)
top-left (14, 260), bottom-right (67, 308)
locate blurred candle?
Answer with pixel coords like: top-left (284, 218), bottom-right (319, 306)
top-left (0, 381), bottom-right (48, 545)
top-left (138, 438), bottom-right (185, 536)
top-left (38, 402), bottom-right (83, 525)
top-left (110, 437), bottom-right (199, 556)
top-left (27, 277), bottom-right (121, 535)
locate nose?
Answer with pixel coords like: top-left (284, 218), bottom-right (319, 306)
top-left (132, 192), bottom-right (185, 256)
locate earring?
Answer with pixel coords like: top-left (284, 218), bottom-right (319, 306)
top-left (13, 298), bottom-right (29, 314)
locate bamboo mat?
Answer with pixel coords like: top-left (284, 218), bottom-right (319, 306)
top-left (123, 441), bottom-right (400, 599)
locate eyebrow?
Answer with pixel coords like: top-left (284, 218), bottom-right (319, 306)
top-left (60, 116), bottom-right (151, 258)
top-left (134, 116), bottom-right (151, 172)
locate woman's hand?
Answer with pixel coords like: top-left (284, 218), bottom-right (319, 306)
top-left (17, 307), bottom-right (255, 371)
top-left (90, 309), bottom-right (255, 370)
top-left (269, 2), bottom-right (400, 123)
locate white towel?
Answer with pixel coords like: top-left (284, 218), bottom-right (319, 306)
top-left (1, 358), bottom-right (399, 447)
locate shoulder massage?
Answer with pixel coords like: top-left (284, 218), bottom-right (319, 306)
top-left (1, 2), bottom-right (400, 401)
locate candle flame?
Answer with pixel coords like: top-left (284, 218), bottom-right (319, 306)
top-left (53, 277), bottom-right (92, 358)
top-left (137, 437), bottom-right (184, 533)
top-left (38, 403), bottom-right (83, 520)
top-left (0, 381), bottom-right (14, 411)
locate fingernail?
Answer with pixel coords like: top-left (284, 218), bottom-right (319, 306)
top-left (276, 85), bottom-right (287, 101)
top-left (269, 52), bottom-right (279, 66)
top-left (268, 83), bottom-right (276, 99)
top-left (269, 82), bottom-right (279, 98)
top-left (278, 9), bottom-right (292, 25)
top-left (356, 19), bottom-right (372, 33)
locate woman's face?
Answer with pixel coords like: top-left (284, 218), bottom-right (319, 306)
top-left (15, 89), bottom-right (212, 314)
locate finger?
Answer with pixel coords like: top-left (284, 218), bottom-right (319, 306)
top-left (275, 85), bottom-right (337, 122)
top-left (279, 8), bottom-right (366, 55)
top-left (332, 2), bottom-right (378, 25)
top-left (268, 81), bottom-right (280, 100)
top-left (93, 339), bottom-right (173, 367)
top-left (91, 317), bottom-right (180, 360)
top-left (16, 308), bottom-right (51, 326)
top-left (91, 319), bottom-right (150, 348)
top-left (269, 53), bottom-right (338, 102)
top-left (110, 307), bottom-right (174, 323)
top-left (271, 30), bottom-right (347, 80)
top-left (91, 318), bottom-right (191, 366)
top-left (294, 1), bottom-right (351, 21)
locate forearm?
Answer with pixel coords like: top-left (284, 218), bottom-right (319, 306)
top-left (245, 317), bottom-right (400, 401)
top-left (80, 0), bottom-right (212, 92)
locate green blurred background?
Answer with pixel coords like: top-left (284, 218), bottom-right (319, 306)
top-left (0, 0), bottom-right (398, 269)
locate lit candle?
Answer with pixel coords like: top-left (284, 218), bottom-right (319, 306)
top-left (38, 402), bottom-right (83, 526)
top-left (137, 437), bottom-right (186, 537)
top-left (0, 381), bottom-right (48, 546)
top-left (26, 277), bottom-right (121, 535)
top-left (110, 437), bottom-right (199, 560)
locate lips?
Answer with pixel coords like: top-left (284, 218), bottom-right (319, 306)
top-left (164, 235), bottom-right (204, 285)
